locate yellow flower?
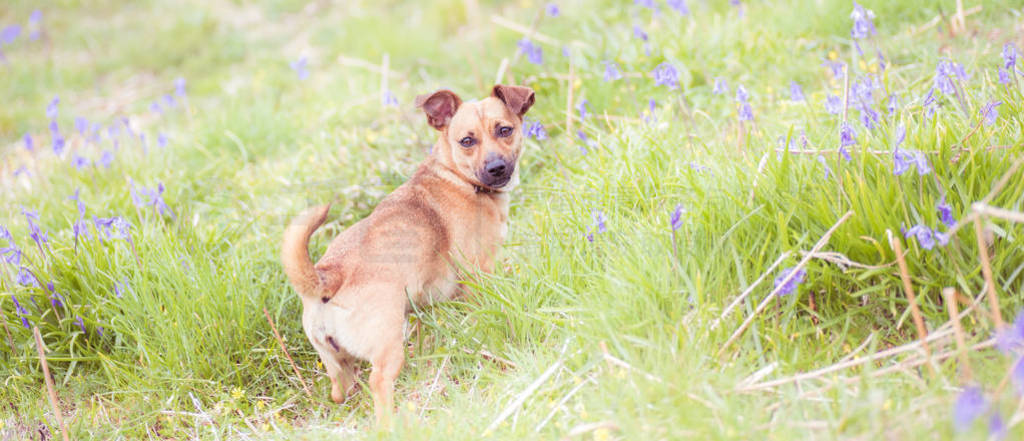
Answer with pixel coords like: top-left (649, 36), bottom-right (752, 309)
top-left (231, 386), bottom-right (245, 400)
top-left (256, 400), bottom-right (266, 410)
top-left (593, 428), bottom-right (610, 441)
top-left (828, 50), bottom-right (839, 60)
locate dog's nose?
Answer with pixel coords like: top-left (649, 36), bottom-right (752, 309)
top-left (486, 158), bottom-right (508, 177)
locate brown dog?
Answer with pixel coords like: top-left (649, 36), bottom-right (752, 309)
top-left (281, 84), bottom-right (534, 427)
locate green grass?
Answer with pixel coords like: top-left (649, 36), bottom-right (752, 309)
top-left (2, 0), bottom-right (1024, 439)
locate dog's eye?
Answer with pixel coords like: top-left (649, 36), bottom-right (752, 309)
top-left (497, 126), bottom-right (514, 138)
top-left (459, 136), bottom-right (476, 148)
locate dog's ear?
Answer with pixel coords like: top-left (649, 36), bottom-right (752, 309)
top-left (415, 90), bottom-right (462, 130)
top-left (491, 84), bottom-right (535, 118)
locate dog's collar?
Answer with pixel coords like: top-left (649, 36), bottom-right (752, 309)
top-left (474, 185), bottom-right (502, 195)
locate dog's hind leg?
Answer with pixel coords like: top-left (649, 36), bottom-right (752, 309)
top-left (367, 307), bottom-right (406, 429)
top-left (315, 344), bottom-right (356, 404)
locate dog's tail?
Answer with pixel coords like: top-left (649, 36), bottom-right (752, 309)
top-left (282, 204), bottom-right (331, 300)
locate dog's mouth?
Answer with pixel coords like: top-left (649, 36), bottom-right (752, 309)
top-left (477, 164), bottom-right (515, 190)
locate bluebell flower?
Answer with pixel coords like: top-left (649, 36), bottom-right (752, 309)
top-left (382, 90), bottom-right (399, 107)
top-left (635, 0), bottom-right (656, 9)
top-left (546, 3), bottom-right (559, 16)
top-left (1, 246), bottom-right (22, 266)
top-left (839, 122), bottom-right (856, 155)
top-left (603, 61), bottom-right (623, 82)
top-left (157, 132), bottom-right (168, 148)
top-left (524, 118), bottom-right (548, 140)
top-left (576, 130), bottom-right (596, 154)
top-left (99, 150), bottom-right (114, 168)
top-left (904, 224), bottom-right (948, 250)
top-left (28, 10), bottom-right (42, 40)
top-left (894, 124), bottom-right (907, 149)
top-left (1003, 43), bottom-right (1018, 70)
top-left (561, 46), bottom-right (570, 58)
top-left (817, 155), bottom-right (832, 178)
top-left (670, 204), bottom-right (685, 231)
top-left (75, 117), bottom-right (88, 135)
top-left (712, 77), bottom-right (728, 95)
top-left (71, 153), bottom-right (90, 170)
top-left (996, 312), bottom-right (1024, 355)
top-left (738, 102), bottom-right (754, 122)
top-left (131, 181), bottom-right (174, 218)
top-left (163, 94), bottom-right (175, 108)
top-left (175, 77), bottom-right (187, 97)
top-left (517, 39), bottom-right (543, 65)
top-left (990, 413), bottom-right (1007, 440)
top-left (876, 50), bottom-right (887, 72)
top-left (789, 81), bottom-right (805, 102)
top-left (825, 95), bottom-right (842, 114)
top-left (935, 60), bottom-right (968, 95)
top-left (999, 67), bottom-right (1012, 85)
top-left (289, 57), bottom-right (309, 80)
top-left (46, 95), bottom-right (59, 119)
top-left (981, 101), bottom-right (1001, 126)
top-left (849, 2), bottom-right (876, 39)
top-left (16, 266), bottom-right (38, 287)
top-left (774, 267), bottom-right (806, 296)
top-left (822, 59), bottom-right (845, 79)
top-left (22, 209), bottom-right (48, 248)
top-left (0, 224), bottom-right (10, 242)
top-left (667, 0), bottom-right (689, 15)
top-left (594, 210), bottom-right (608, 234)
top-left (576, 99), bottom-right (589, 121)
top-left (953, 387), bottom-right (987, 432)
top-left (113, 278), bottom-right (131, 299)
top-left (94, 216), bottom-right (132, 241)
top-left (23, 133), bottom-right (33, 151)
top-left (858, 105), bottom-right (879, 130)
top-left (651, 63), bottom-right (679, 89)
top-left (75, 316), bottom-right (86, 333)
top-left (1, 25), bottom-right (20, 45)
top-left (643, 99), bottom-right (657, 124)
top-left (632, 25), bottom-right (648, 42)
top-left (886, 95), bottom-right (898, 114)
top-left (12, 295), bottom-right (30, 329)
top-left (937, 200), bottom-right (955, 227)
top-left (735, 85), bottom-right (749, 102)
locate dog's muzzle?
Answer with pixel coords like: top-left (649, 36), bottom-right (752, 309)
top-left (480, 156), bottom-right (514, 188)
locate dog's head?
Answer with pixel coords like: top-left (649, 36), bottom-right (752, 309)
top-left (416, 85), bottom-right (535, 191)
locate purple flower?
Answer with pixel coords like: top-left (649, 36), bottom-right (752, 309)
top-left (643, 99), bottom-right (657, 124)
top-left (149, 101), bottom-right (163, 114)
top-left (712, 77), bottom-right (728, 95)
top-left (0, 224), bottom-right (9, 242)
top-left (735, 85), bottom-right (749, 102)
top-left (16, 266), bottom-right (38, 287)
top-left (23, 133), bottom-right (33, 151)
top-left (99, 150), bottom-right (114, 168)
top-left (904, 224), bottom-right (949, 250)
top-left (670, 204), bottom-right (685, 231)
top-left (561, 46), bottom-right (570, 58)
top-left (789, 81), bottom-right (805, 102)
top-left (651, 63), bottom-right (678, 89)
top-left (23, 209), bottom-right (48, 247)
top-left (953, 387), bottom-right (987, 431)
top-left (113, 278), bottom-right (130, 299)
top-left (94, 216), bottom-right (132, 241)
top-left (577, 130), bottom-right (596, 154)
top-left (996, 312), bottom-right (1024, 355)
top-left (593, 210), bottom-right (608, 236)
top-left (667, 0), bottom-right (689, 15)
top-left (822, 59), bottom-right (845, 79)
top-left (75, 117), bottom-right (89, 135)
top-left (546, 3), bottom-right (559, 16)
top-left (75, 316), bottom-right (86, 333)
top-left (71, 153), bottom-right (90, 170)
top-left (382, 90), bottom-right (398, 107)
top-left (999, 67), bottom-right (1012, 85)
top-left (886, 95), bottom-right (898, 114)
top-left (858, 105), bottom-right (879, 130)
top-left (603, 61), bottom-right (623, 82)
top-left (839, 122), bottom-right (856, 147)
top-left (990, 413), bottom-right (1007, 440)
top-left (52, 134), bottom-right (65, 155)
top-left (157, 132), bottom-right (168, 148)
top-left (825, 95), bottom-right (842, 115)
top-left (12, 296), bottom-right (30, 329)
top-left (937, 201), bottom-right (956, 227)
top-left (892, 148), bottom-right (931, 176)
top-left (738, 102), bottom-right (754, 122)
top-left (576, 99), bottom-right (589, 121)
top-left (632, 26), bottom-right (648, 42)
top-left (289, 57), bottom-right (309, 80)
top-left (849, 2), bottom-right (876, 39)
top-left (981, 101), bottom-right (1001, 126)
top-left (1, 246), bottom-right (22, 266)
top-left (634, 0), bottom-right (656, 9)
top-left (773, 267), bottom-right (807, 296)
top-left (1003, 43), bottom-right (1018, 70)
top-left (46, 95), bottom-right (59, 119)
top-left (175, 77), bottom-right (187, 97)
top-left (72, 218), bottom-right (91, 241)
top-left (1, 25), bottom-right (20, 45)
top-left (817, 155), bottom-right (832, 179)
top-left (894, 124), bottom-right (907, 149)
top-left (935, 60), bottom-right (967, 95)
top-left (131, 181), bottom-right (174, 218)
top-left (517, 39), bottom-right (543, 65)
top-left (524, 118), bottom-right (548, 140)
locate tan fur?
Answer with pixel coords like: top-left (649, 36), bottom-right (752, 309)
top-left (281, 85), bottom-right (534, 428)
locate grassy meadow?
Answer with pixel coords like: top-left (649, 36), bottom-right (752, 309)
top-left (2, 0), bottom-right (1024, 439)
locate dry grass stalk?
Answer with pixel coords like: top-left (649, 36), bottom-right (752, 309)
top-left (973, 218), bottom-right (1005, 329)
top-left (33, 327), bottom-right (70, 441)
top-left (714, 251), bottom-right (793, 329)
top-left (943, 287), bottom-right (972, 381)
top-left (888, 232), bottom-right (934, 373)
top-left (262, 307), bottom-right (313, 399)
